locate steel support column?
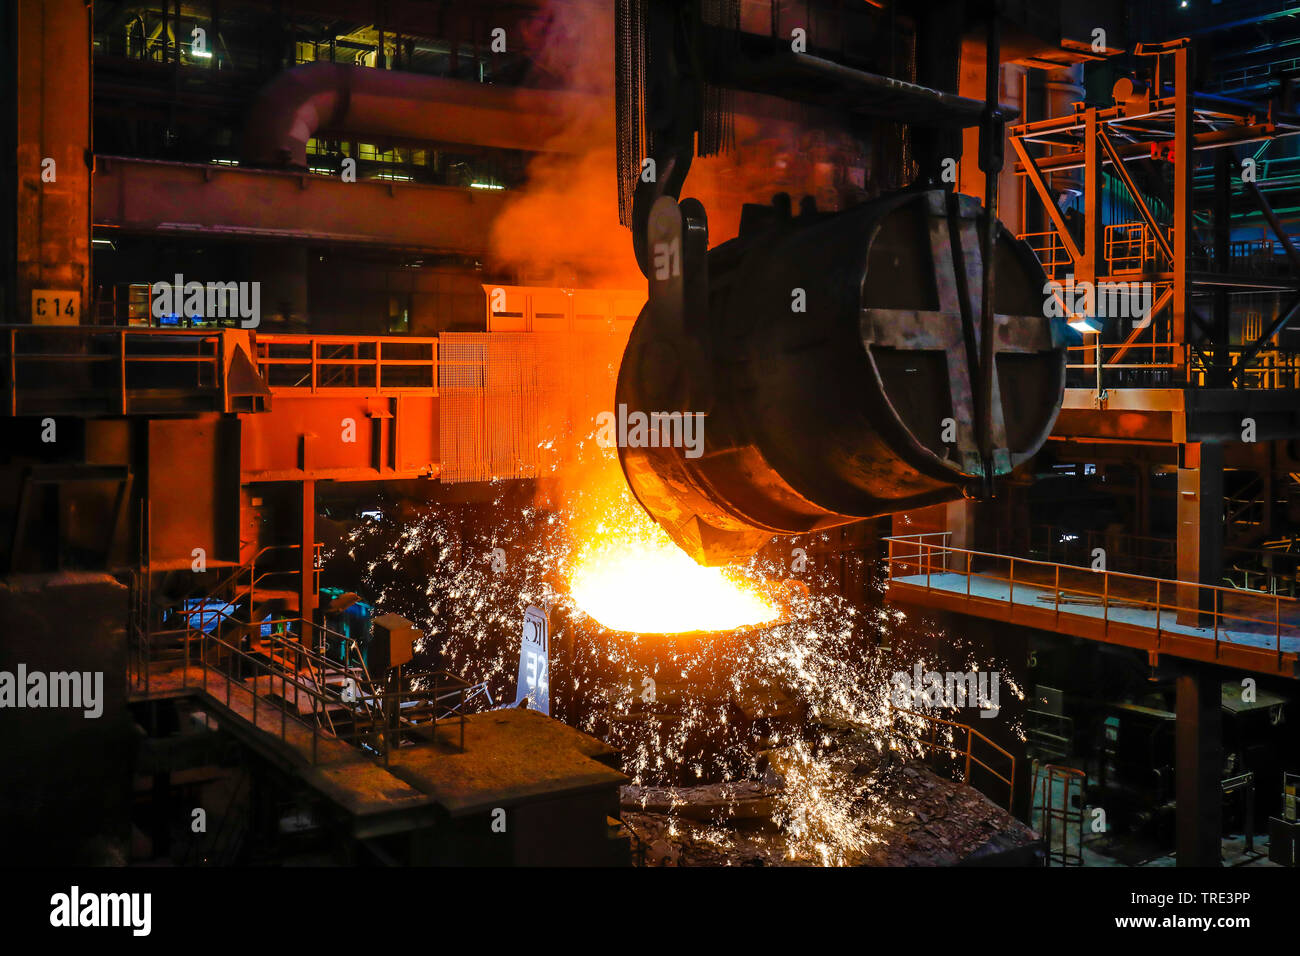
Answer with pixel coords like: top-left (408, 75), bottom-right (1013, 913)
top-left (1212, 152), bottom-right (1231, 386)
top-left (1173, 44), bottom-right (1192, 369)
top-left (1174, 667), bottom-right (1223, 867)
top-left (1082, 108), bottom-right (1100, 286)
top-left (15, 0), bottom-right (92, 322)
top-left (300, 479), bottom-right (316, 623)
top-left (1083, 107), bottom-right (1102, 375)
top-left (1176, 442), bottom-right (1224, 624)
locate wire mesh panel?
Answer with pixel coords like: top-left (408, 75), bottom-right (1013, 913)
top-left (438, 330), bottom-right (630, 484)
top-left (437, 333), bottom-right (554, 483)
top-left (438, 335), bottom-right (490, 483)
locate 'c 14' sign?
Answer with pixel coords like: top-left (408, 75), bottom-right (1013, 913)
top-left (31, 289), bottom-right (80, 325)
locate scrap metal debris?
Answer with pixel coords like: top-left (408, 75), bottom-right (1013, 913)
top-left (622, 727), bottom-right (1038, 866)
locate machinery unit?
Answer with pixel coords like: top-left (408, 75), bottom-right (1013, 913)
top-left (370, 612), bottom-right (419, 671)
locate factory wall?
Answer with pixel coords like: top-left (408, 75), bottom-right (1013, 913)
top-left (0, 574), bottom-right (133, 862)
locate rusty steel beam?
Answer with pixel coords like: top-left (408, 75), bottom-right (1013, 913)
top-left (1009, 135), bottom-right (1083, 265)
top-left (300, 480), bottom-right (316, 619)
top-left (240, 394), bottom-right (439, 483)
top-left (1015, 124), bottom-right (1289, 174)
top-left (1108, 286), bottom-right (1174, 366)
top-left (1175, 668), bottom-right (1225, 866)
top-left (1097, 126), bottom-right (1175, 265)
top-left (977, 11), bottom-right (1003, 492)
top-left (1247, 180), bottom-right (1300, 273)
top-left (1173, 45), bottom-right (1191, 362)
top-left (1232, 296), bottom-right (1300, 384)
top-left (1083, 108), bottom-right (1101, 285)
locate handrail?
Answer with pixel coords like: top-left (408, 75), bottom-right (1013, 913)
top-left (184, 625), bottom-right (468, 765)
top-left (885, 533), bottom-right (1299, 605)
top-left (1062, 336), bottom-right (1300, 388)
top-left (192, 626), bottom-right (378, 762)
top-left (131, 529), bottom-right (471, 763)
top-left (888, 704), bottom-right (1016, 811)
top-left (192, 543), bottom-right (303, 607)
top-left (255, 334), bottom-right (437, 393)
top-left (885, 533), bottom-right (1295, 668)
top-left (993, 524), bottom-right (1300, 597)
top-left (4, 324), bottom-right (226, 415)
top-left (2, 326), bottom-right (444, 418)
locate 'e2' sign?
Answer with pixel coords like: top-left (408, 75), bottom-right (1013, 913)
top-left (515, 605), bottom-right (549, 715)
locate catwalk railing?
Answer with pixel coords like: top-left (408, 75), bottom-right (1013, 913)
top-left (994, 524), bottom-right (1300, 596)
top-left (1, 326), bottom-right (441, 416)
top-left (1065, 341), bottom-right (1300, 390)
top-left (888, 705), bottom-right (1016, 812)
top-left (4, 325), bottom-right (224, 414)
top-left (254, 334), bottom-right (437, 393)
top-left (129, 542), bottom-right (469, 764)
top-left (885, 533), bottom-right (1297, 673)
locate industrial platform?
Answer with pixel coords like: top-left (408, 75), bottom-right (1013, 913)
top-left (131, 661), bottom-right (627, 852)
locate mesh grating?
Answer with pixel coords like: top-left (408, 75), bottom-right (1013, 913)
top-left (438, 333), bottom-right (626, 484)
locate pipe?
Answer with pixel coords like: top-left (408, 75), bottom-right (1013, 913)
top-left (241, 62), bottom-right (607, 168)
top-left (1045, 64), bottom-right (1084, 197)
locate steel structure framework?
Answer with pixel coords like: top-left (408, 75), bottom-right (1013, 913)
top-left (1010, 38), bottom-right (1300, 395)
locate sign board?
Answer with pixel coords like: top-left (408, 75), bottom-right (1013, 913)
top-left (514, 605), bottom-right (549, 715)
top-left (31, 289), bottom-right (80, 325)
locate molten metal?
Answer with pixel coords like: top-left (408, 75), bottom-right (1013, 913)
top-left (567, 488), bottom-right (778, 634)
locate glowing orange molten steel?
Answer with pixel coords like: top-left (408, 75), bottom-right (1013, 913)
top-left (567, 481), bottom-right (778, 634)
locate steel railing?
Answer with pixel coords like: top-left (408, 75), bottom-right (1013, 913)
top-left (1064, 340), bottom-right (1300, 389)
top-left (885, 533), bottom-right (1297, 669)
top-left (2, 326), bottom-right (447, 416)
top-left (1018, 229), bottom-right (1075, 275)
top-left (129, 539), bottom-right (470, 763)
top-left (3, 325), bottom-right (224, 415)
top-left (254, 334), bottom-right (437, 393)
top-left (888, 704), bottom-right (1016, 811)
top-left (1102, 221), bottom-right (1176, 274)
top-left (128, 541), bottom-right (315, 697)
top-left (996, 523), bottom-right (1300, 597)
top-left (1031, 762), bottom-right (1086, 866)
top-left (1066, 341), bottom-right (1184, 371)
top-left (182, 625), bottom-right (469, 766)
top-left (175, 594), bottom-right (470, 763)
top-left (130, 542), bottom-right (319, 699)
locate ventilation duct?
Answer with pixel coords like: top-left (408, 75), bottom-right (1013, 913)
top-left (241, 62), bottom-right (606, 168)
